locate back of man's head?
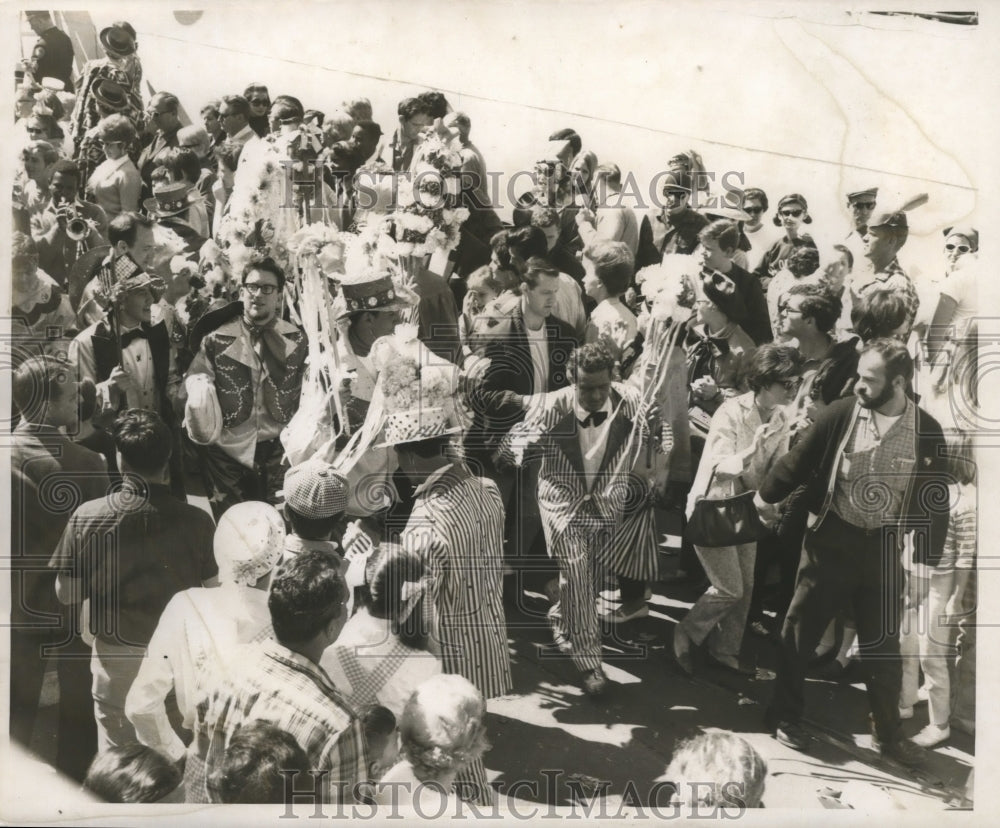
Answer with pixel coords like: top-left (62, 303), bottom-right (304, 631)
top-left (507, 225), bottom-right (547, 262)
top-left (268, 548), bottom-right (347, 646)
top-left (13, 356), bottom-right (73, 425)
top-left (208, 722), bottom-right (310, 804)
top-left (112, 409), bottom-right (172, 478)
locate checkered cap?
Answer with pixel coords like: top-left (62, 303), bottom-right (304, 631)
top-left (282, 461), bottom-right (349, 519)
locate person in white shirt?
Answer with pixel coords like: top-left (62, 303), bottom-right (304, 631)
top-left (575, 164), bottom-right (639, 256)
top-left (86, 114), bottom-right (141, 219)
top-left (582, 239), bottom-right (638, 366)
top-left (125, 502), bottom-right (285, 764)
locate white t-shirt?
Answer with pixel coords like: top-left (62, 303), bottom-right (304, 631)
top-left (525, 321), bottom-right (549, 394)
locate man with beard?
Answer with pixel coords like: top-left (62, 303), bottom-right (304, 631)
top-left (755, 339), bottom-right (948, 766)
top-left (184, 257), bottom-right (307, 518)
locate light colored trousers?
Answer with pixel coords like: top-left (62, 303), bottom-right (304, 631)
top-left (900, 570), bottom-right (955, 727)
top-left (681, 543), bottom-right (756, 660)
top-left (91, 638), bottom-right (146, 751)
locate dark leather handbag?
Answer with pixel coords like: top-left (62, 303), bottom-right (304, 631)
top-left (684, 471), bottom-right (768, 547)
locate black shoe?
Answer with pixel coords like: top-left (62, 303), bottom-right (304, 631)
top-left (773, 720), bottom-right (810, 752)
top-left (879, 737), bottom-right (927, 767)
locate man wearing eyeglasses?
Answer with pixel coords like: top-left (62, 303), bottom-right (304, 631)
top-left (184, 258), bottom-right (307, 518)
top-left (635, 171), bottom-right (708, 269)
top-left (843, 187), bottom-right (878, 267)
top-left (137, 92), bottom-right (182, 201)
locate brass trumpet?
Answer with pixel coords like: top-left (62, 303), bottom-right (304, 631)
top-left (56, 204), bottom-right (92, 242)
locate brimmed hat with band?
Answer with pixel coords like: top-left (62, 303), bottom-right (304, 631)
top-left (332, 269), bottom-right (417, 321)
top-left (91, 78), bottom-right (129, 112)
top-left (99, 24), bottom-right (137, 57)
top-left (143, 181), bottom-right (197, 219)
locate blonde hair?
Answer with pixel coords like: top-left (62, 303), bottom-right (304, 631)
top-left (399, 675), bottom-right (489, 782)
top-left (665, 731), bottom-right (767, 808)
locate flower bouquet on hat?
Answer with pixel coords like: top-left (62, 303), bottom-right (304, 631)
top-left (217, 144), bottom-right (287, 276)
top-left (369, 323), bottom-right (463, 448)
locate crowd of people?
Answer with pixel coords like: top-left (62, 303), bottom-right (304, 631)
top-left (10, 11), bottom-right (979, 809)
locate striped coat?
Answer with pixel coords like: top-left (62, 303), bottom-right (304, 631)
top-left (400, 463), bottom-right (512, 700)
top-left (532, 384), bottom-right (659, 581)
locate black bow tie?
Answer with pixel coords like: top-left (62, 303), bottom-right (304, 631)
top-left (119, 326), bottom-right (149, 348)
top-left (579, 410), bottom-right (609, 428)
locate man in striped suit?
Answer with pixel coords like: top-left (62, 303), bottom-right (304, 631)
top-left (511, 343), bottom-right (660, 696)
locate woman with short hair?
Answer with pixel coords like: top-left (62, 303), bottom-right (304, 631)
top-left (674, 344), bottom-right (803, 677)
top-left (86, 114), bottom-right (140, 218)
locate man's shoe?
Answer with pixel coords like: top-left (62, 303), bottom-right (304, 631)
top-left (912, 724), bottom-right (950, 748)
top-left (880, 737), bottom-right (927, 766)
top-left (773, 721), bottom-right (810, 752)
top-left (672, 625), bottom-right (695, 675)
top-left (581, 668), bottom-right (608, 696)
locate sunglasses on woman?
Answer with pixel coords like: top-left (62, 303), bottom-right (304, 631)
top-left (779, 209), bottom-right (803, 218)
top-left (945, 244), bottom-right (970, 253)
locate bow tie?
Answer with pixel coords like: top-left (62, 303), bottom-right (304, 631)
top-left (244, 317), bottom-right (288, 377)
top-left (579, 410), bottom-right (609, 428)
top-left (120, 326), bottom-right (149, 348)
top-left (692, 330), bottom-right (731, 359)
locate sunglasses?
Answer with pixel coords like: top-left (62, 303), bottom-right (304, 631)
top-left (779, 209), bottom-right (804, 218)
top-left (249, 98), bottom-right (269, 106)
top-left (945, 244), bottom-right (970, 253)
top-left (743, 206), bottom-right (763, 215)
top-left (777, 303), bottom-right (802, 315)
top-left (851, 201), bottom-right (876, 210)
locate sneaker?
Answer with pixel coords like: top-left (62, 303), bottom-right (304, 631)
top-left (581, 668), bottom-right (608, 696)
top-left (912, 724), bottom-right (950, 748)
top-left (880, 737), bottom-right (927, 766)
top-left (773, 721), bottom-right (810, 752)
top-left (898, 706), bottom-right (914, 720)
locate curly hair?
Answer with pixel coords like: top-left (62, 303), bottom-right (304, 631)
top-left (665, 731), bottom-right (767, 808)
top-left (113, 409), bottom-right (172, 475)
top-left (786, 283), bottom-right (841, 334)
top-left (268, 548), bottom-right (347, 645)
top-left (786, 246), bottom-right (820, 278)
top-left (568, 342), bottom-right (617, 384)
top-left (399, 675), bottom-right (489, 782)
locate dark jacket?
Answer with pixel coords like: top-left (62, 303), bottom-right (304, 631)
top-left (759, 396), bottom-right (949, 566)
top-left (466, 304), bottom-right (577, 454)
top-left (636, 207), bottom-right (709, 269)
